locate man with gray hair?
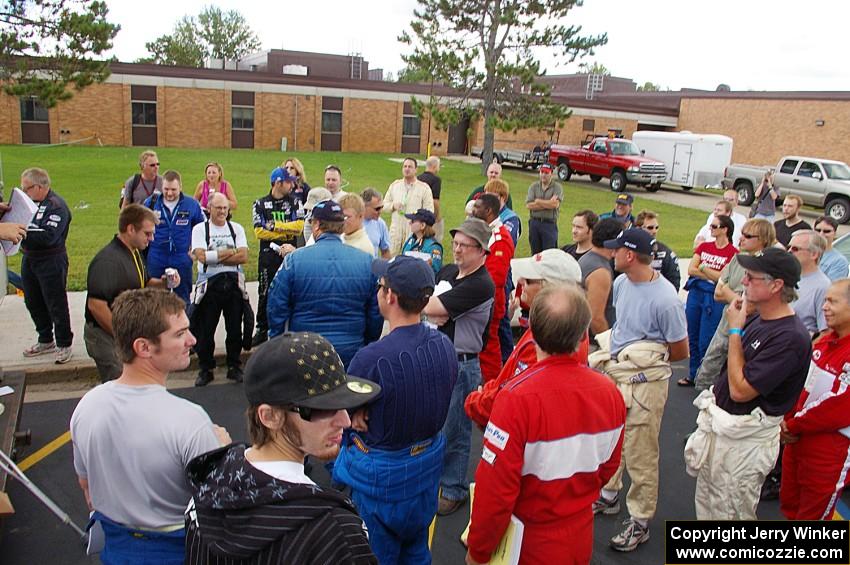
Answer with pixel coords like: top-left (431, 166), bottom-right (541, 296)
top-left (418, 156), bottom-right (443, 240)
top-left (19, 167), bottom-right (74, 364)
top-left (121, 150), bottom-right (162, 208)
top-left (689, 248), bottom-right (811, 520)
top-left (788, 230), bottom-right (830, 336)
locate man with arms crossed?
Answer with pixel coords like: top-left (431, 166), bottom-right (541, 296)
top-left (466, 284), bottom-right (626, 565)
top-left (72, 288), bottom-right (228, 564)
top-left (526, 163), bottom-right (563, 254)
top-left (690, 248), bottom-right (811, 520)
top-left (591, 228), bottom-right (688, 552)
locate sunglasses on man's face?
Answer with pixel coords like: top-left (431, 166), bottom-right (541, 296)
top-left (287, 405), bottom-right (337, 422)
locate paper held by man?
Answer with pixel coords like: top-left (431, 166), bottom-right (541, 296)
top-left (1, 188), bottom-right (38, 256)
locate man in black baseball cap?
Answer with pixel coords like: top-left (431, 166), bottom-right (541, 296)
top-left (334, 255), bottom-right (458, 563)
top-left (185, 332), bottom-right (379, 564)
top-left (692, 247), bottom-right (811, 522)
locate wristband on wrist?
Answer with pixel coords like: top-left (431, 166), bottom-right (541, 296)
top-left (728, 328), bottom-right (743, 337)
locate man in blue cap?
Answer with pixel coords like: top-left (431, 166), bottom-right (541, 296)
top-left (251, 167), bottom-right (305, 346)
top-left (267, 200), bottom-right (381, 367)
top-left (600, 193), bottom-right (636, 229)
top-left (334, 255), bottom-right (458, 564)
top-left (591, 227), bottom-right (688, 553)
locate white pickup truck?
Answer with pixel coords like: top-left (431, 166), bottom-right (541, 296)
top-left (723, 156), bottom-right (850, 223)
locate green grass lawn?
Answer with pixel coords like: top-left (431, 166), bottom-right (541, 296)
top-left (0, 145), bottom-right (707, 290)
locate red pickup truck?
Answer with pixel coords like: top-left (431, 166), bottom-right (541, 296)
top-left (547, 137), bottom-right (668, 192)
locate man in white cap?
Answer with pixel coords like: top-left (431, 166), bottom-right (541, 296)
top-left (465, 248), bottom-right (588, 428)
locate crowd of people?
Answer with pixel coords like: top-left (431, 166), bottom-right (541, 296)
top-left (1, 151), bottom-right (849, 564)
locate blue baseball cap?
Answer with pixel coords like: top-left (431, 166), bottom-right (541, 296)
top-left (311, 200), bottom-right (345, 222)
top-left (404, 208), bottom-right (436, 226)
top-left (371, 255), bottom-right (435, 301)
top-left (603, 227), bottom-right (656, 256)
top-left (270, 167), bottom-right (296, 186)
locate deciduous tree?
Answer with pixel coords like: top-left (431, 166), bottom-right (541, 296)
top-left (0, 0), bottom-right (120, 107)
top-left (144, 6), bottom-right (261, 68)
top-left (399, 0), bottom-right (606, 172)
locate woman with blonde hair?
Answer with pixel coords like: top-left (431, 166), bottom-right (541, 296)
top-left (281, 157), bottom-right (310, 207)
top-left (194, 162), bottom-right (237, 215)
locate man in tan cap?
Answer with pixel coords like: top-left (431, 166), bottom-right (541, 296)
top-left (423, 217), bottom-right (495, 515)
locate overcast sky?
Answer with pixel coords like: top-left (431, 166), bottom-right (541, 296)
top-left (105, 0), bottom-right (846, 92)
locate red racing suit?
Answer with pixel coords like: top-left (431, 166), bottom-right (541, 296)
top-left (479, 222), bottom-right (515, 383)
top-left (467, 355), bottom-right (625, 565)
top-left (465, 328), bottom-right (589, 429)
top-left (782, 331), bottom-right (850, 520)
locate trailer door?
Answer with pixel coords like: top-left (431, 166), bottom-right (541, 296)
top-left (672, 143), bottom-right (693, 185)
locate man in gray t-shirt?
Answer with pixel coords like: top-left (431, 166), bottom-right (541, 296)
top-left (71, 289), bottom-right (227, 561)
top-left (525, 164), bottom-right (563, 254)
top-left (593, 229), bottom-right (688, 553)
top-left (121, 150), bottom-right (163, 208)
top-left (789, 230), bottom-right (830, 335)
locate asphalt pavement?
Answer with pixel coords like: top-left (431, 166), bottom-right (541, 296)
top-left (0, 362), bottom-right (787, 565)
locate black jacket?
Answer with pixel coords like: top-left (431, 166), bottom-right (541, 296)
top-left (185, 444), bottom-right (377, 565)
top-left (21, 190), bottom-right (71, 257)
top-left (652, 240), bottom-right (681, 290)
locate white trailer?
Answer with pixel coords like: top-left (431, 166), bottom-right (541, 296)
top-left (632, 131), bottom-right (733, 190)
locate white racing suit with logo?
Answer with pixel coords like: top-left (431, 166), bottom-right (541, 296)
top-left (686, 388), bottom-right (782, 519)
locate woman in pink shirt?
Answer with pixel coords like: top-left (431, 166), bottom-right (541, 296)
top-left (194, 162), bottom-right (237, 215)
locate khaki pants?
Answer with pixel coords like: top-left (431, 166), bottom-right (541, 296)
top-left (84, 322), bottom-right (122, 383)
top-left (604, 379), bottom-right (668, 520)
top-left (694, 420), bottom-right (780, 520)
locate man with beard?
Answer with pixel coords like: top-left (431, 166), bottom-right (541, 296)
top-left (185, 333), bottom-right (379, 564)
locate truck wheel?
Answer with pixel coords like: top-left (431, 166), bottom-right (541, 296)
top-left (610, 171), bottom-right (626, 192)
top-left (825, 197), bottom-right (850, 224)
top-left (682, 186), bottom-right (693, 192)
top-left (645, 183), bottom-right (661, 193)
top-left (589, 175), bottom-right (602, 183)
top-left (493, 154), bottom-right (504, 164)
top-left (557, 162), bottom-right (572, 182)
top-left (735, 181), bottom-right (755, 206)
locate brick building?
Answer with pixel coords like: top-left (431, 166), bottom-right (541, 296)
top-left (1, 62), bottom-right (848, 167)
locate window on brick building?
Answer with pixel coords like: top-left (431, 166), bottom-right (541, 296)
top-left (401, 102), bottom-right (420, 153)
top-left (131, 85), bottom-right (157, 146)
top-left (582, 118), bottom-right (595, 131)
top-left (321, 97), bottom-right (343, 151)
top-left (20, 97), bottom-right (50, 144)
top-left (231, 91), bottom-right (255, 149)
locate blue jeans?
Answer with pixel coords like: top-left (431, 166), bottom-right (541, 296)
top-left (686, 287), bottom-right (725, 380)
top-left (439, 357), bottom-right (481, 501)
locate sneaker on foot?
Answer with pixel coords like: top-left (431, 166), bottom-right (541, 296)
top-left (592, 493), bottom-right (620, 515)
top-left (23, 341), bottom-right (56, 357)
top-left (194, 370), bottom-right (214, 387)
top-left (610, 518), bottom-right (649, 552)
top-left (226, 366), bottom-right (243, 383)
top-left (760, 476), bottom-right (781, 501)
top-left (54, 346), bottom-right (73, 364)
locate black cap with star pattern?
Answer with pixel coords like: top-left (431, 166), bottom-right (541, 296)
top-left (244, 332), bottom-right (381, 409)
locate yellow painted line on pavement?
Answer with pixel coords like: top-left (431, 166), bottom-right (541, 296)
top-left (17, 431), bottom-right (71, 472)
